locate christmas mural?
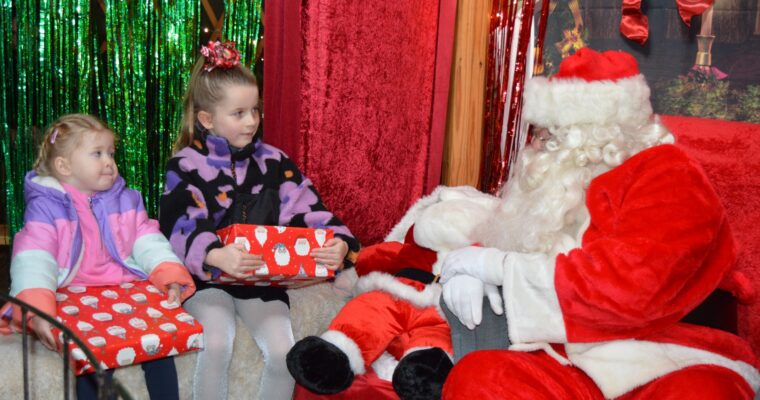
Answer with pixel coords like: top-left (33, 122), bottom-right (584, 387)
top-left (544, 0), bottom-right (759, 122)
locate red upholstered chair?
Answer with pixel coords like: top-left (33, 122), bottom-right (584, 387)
top-left (662, 116), bottom-right (759, 344)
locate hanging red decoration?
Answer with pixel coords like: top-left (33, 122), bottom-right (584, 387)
top-left (479, 0), bottom-right (514, 195)
top-left (478, 0), bottom-right (541, 195)
top-left (620, 0), bottom-right (715, 44)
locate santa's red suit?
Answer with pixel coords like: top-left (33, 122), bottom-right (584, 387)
top-left (440, 49), bottom-right (760, 399)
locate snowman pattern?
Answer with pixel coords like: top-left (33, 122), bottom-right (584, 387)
top-left (80, 296), bottom-right (99, 308)
top-left (52, 280), bottom-right (204, 375)
top-left (117, 347), bottom-right (136, 366)
top-left (234, 236), bottom-right (251, 252)
top-left (315, 263), bottom-right (329, 277)
top-left (314, 229), bottom-right (327, 247)
top-left (274, 243), bottom-right (291, 266)
top-left (255, 226), bottom-right (268, 246)
top-left (255, 263), bottom-right (270, 276)
top-left (294, 237), bottom-right (310, 256)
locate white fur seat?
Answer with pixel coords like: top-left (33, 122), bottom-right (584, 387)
top-left (0, 283), bottom-right (346, 399)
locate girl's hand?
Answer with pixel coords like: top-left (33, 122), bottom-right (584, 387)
top-left (166, 283), bottom-right (181, 305)
top-left (31, 317), bottom-right (57, 351)
top-left (310, 238), bottom-right (349, 271)
top-left (206, 243), bottom-right (265, 279)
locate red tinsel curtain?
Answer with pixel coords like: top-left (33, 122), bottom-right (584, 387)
top-left (479, 0), bottom-right (546, 194)
top-left (265, 1), bottom-right (456, 245)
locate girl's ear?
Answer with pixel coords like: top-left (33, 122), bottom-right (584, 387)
top-left (197, 110), bottom-right (214, 130)
top-left (53, 156), bottom-right (71, 177)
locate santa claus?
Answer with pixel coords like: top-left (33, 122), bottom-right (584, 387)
top-left (439, 48), bottom-right (760, 399)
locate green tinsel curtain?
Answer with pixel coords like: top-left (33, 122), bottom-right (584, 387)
top-left (1, 0), bottom-right (263, 239)
top-left (101, 0), bottom-right (151, 209)
top-left (224, 0), bottom-right (262, 69)
top-left (146, 1), bottom-right (203, 216)
top-left (98, 0), bottom-right (200, 216)
top-left (2, 0), bottom-right (92, 236)
top-left (0, 0), bottom-right (15, 235)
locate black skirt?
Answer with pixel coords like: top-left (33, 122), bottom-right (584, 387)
top-left (193, 278), bottom-right (290, 307)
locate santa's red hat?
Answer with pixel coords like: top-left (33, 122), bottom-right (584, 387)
top-left (523, 48), bottom-right (653, 128)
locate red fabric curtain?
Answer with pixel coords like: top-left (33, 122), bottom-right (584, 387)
top-left (265, 1), bottom-right (457, 245)
top-left (263, 1), bottom-right (303, 163)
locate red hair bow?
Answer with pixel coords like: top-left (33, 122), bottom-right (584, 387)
top-left (200, 40), bottom-right (241, 72)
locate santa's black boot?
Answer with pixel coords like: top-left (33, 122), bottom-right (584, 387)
top-left (286, 336), bottom-right (354, 394)
top-left (392, 347), bottom-right (453, 400)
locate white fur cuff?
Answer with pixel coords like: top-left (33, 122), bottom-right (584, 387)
top-left (502, 252), bottom-right (567, 344)
top-left (321, 330), bottom-right (366, 375)
top-left (523, 75), bottom-right (652, 128)
top-left (354, 272), bottom-right (442, 309)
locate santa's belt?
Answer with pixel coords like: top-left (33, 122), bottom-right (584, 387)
top-left (394, 268), bottom-right (436, 285)
top-left (680, 289), bottom-right (736, 334)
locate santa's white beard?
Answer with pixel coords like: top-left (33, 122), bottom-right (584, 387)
top-left (474, 146), bottom-right (599, 256)
top-left (473, 119), bottom-right (674, 256)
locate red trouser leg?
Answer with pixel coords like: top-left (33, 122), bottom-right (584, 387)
top-left (442, 350), bottom-right (604, 400)
top-left (617, 364), bottom-right (755, 400)
top-left (328, 290), bottom-right (450, 369)
top-left (403, 306), bottom-right (452, 356)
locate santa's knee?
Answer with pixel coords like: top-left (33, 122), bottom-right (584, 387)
top-left (621, 365), bottom-right (756, 400)
top-left (443, 350), bottom-right (602, 400)
top-left (442, 351), bottom-right (524, 398)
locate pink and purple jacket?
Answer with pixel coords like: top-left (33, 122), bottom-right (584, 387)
top-left (1, 172), bottom-right (195, 331)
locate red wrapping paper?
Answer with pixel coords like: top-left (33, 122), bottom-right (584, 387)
top-left (52, 280), bottom-right (204, 375)
top-left (213, 224), bottom-right (335, 289)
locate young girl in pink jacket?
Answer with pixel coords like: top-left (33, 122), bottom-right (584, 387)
top-left (2, 114), bottom-right (196, 400)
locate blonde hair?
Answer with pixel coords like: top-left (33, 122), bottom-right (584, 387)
top-left (174, 57), bottom-right (259, 153)
top-left (34, 114), bottom-right (114, 177)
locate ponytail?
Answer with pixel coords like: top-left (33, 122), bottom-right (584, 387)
top-left (173, 58), bottom-right (205, 153)
top-left (173, 46), bottom-right (258, 154)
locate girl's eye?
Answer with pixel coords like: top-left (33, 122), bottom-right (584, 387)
top-left (94, 151), bottom-right (102, 157)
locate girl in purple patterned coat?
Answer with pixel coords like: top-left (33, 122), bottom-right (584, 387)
top-left (159, 41), bottom-right (360, 400)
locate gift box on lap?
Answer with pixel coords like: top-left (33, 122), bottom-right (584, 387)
top-left (213, 224), bottom-right (335, 288)
top-left (52, 280), bottom-right (204, 375)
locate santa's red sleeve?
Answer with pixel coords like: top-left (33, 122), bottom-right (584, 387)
top-left (501, 145), bottom-right (737, 344)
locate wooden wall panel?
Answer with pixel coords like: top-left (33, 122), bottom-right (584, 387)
top-left (442, 1), bottom-right (490, 187)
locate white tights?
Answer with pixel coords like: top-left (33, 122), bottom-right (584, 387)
top-left (183, 287), bottom-right (295, 400)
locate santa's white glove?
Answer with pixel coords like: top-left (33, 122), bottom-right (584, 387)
top-left (440, 246), bottom-right (507, 286)
top-left (442, 275), bottom-right (503, 330)
top-left (443, 275), bottom-right (483, 329)
top-left (484, 283), bottom-right (504, 316)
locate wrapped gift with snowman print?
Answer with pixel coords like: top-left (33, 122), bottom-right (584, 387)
top-left (51, 280), bottom-right (204, 375)
top-left (213, 224), bottom-right (335, 288)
